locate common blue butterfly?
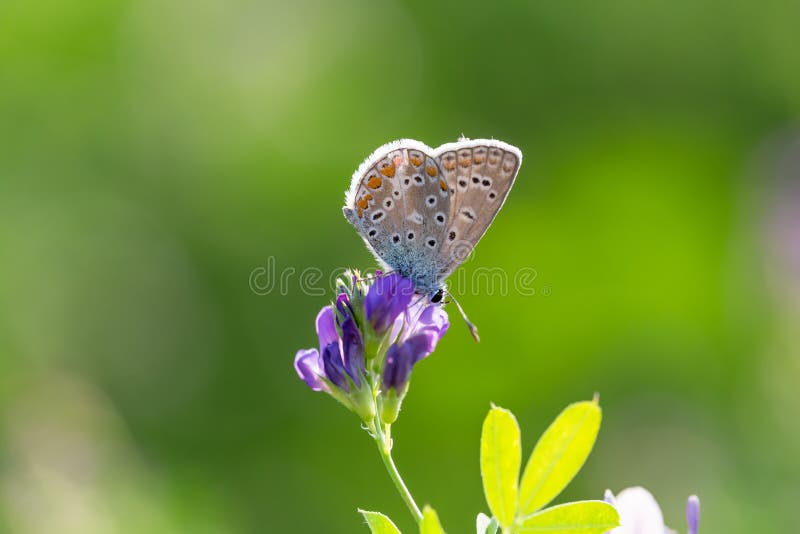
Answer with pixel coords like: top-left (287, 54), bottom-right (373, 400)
top-left (343, 138), bottom-right (522, 302)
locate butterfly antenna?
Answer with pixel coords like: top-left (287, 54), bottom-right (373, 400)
top-left (444, 290), bottom-right (480, 343)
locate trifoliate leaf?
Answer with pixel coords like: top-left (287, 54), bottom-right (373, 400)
top-left (517, 500), bottom-right (619, 533)
top-left (359, 509), bottom-right (402, 534)
top-left (480, 405), bottom-right (521, 528)
top-left (518, 400), bottom-right (602, 515)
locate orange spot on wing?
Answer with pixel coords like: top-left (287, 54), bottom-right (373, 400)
top-left (459, 158), bottom-right (471, 168)
top-left (439, 178), bottom-right (448, 191)
top-left (357, 207), bottom-right (363, 218)
top-left (367, 176), bottom-right (382, 189)
top-left (410, 156), bottom-right (422, 166)
top-left (379, 164), bottom-right (396, 177)
top-left (443, 161), bottom-right (456, 170)
top-left (357, 193), bottom-right (373, 210)
top-left (425, 165), bottom-right (438, 177)
top-left (474, 156), bottom-right (485, 164)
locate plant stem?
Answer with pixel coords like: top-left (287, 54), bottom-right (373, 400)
top-left (372, 418), bottom-right (423, 523)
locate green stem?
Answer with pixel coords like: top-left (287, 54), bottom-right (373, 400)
top-left (372, 418), bottom-right (423, 523)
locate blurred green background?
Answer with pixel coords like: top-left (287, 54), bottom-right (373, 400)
top-left (2, 0), bottom-right (799, 532)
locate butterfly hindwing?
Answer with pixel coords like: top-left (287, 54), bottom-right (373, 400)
top-left (343, 140), bottom-right (452, 292)
top-left (434, 139), bottom-right (521, 279)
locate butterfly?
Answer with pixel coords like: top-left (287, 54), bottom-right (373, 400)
top-left (343, 137), bottom-right (522, 334)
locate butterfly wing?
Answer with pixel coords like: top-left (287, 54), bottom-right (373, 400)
top-left (434, 139), bottom-right (522, 279)
top-left (343, 139), bottom-right (452, 293)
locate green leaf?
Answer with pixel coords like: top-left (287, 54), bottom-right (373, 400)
top-left (419, 505), bottom-right (446, 534)
top-left (517, 500), bottom-right (619, 533)
top-left (518, 400), bottom-right (602, 515)
top-left (359, 509), bottom-right (402, 534)
top-left (476, 513), bottom-right (498, 534)
top-left (480, 405), bottom-right (521, 528)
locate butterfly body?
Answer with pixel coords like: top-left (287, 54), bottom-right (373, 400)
top-left (344, 138), bottom-right (521, 296)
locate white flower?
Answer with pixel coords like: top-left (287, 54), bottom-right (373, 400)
top-left (604, 487), bottom-right (700, 534)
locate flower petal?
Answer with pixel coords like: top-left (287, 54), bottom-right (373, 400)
top-left (335, 293), bottom-right (351, 323)
top-left (340, 316), bottom-right (364, 386)
top-left (398, 300), bottom-right (450, 347)
top-left (321, 342), bottom-right (349, 391)
top-left (365, 273), bottom-right (415, 335)
top-left (315, 305), bottom-right (339, 350)
top-left (608, 487), bottom-right (665, 534)
top-left (382, 332), bottom-right (435, 391)
top-left (416, 304), bottom-right (450, 343)
top-left (294, 349), bottom-right (325, 391)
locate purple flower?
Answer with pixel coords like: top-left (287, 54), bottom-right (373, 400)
top-left (293, 269), bottom-right (449, 423)
top-left (293, 304), bottom-right (365, 393)
top-left (406, 301), bottom-right (450, 342)
top-left (378, 299), bottom-right (450, 424)
top-left (293, 306), bottom-right (337, 391)
top-left (382, 332), bottom-right (436, 392)
top-left (382, 300), bottom-right (449, 393)
top-left (365, 273), bottom-right (414, 336)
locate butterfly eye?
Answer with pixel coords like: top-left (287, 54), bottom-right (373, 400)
top-left (430, 289), bottom-right (443, 303)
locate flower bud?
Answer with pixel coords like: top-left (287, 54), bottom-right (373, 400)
top-left (686, 495), bottom-right (700, 534)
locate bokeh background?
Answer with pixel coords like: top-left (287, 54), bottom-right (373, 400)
top-left (1, 0), bottom-right (799, 532)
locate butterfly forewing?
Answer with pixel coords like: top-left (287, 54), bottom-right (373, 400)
top-left (343, 140), bottom-right (452, 292)
top-left (434, 140), bottom-right (521, 279)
